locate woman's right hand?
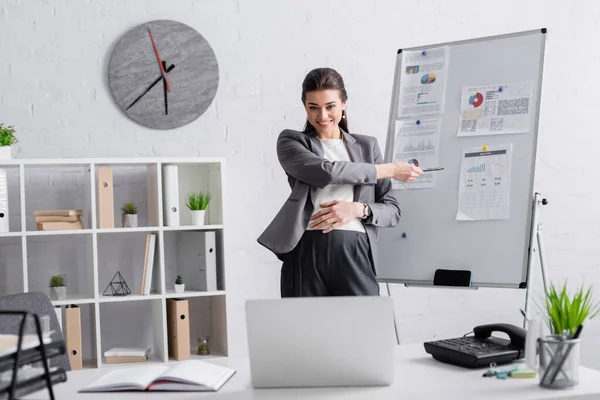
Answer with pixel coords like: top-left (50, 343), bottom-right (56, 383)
top-left (376, 162), bottom-right (423, 182)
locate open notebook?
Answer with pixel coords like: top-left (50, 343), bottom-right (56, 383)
top-left (79, 360), bottom-right (236, 392)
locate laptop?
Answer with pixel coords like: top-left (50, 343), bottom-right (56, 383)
top-left (245, 296), bottom-right (396, 388)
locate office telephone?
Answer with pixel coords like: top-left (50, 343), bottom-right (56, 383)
top-left (423, 323), bottom-right (526, 368)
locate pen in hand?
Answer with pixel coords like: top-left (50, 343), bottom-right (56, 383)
top-left (422, 167), bottom-right (444, 172)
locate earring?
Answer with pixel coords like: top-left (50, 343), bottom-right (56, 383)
top-left (342, 111), bottom-right (346, 119)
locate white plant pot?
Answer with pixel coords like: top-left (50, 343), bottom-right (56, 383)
top-left (0, 146), bottom-right (12, 160)
top-left (50, 286), bottom-right (66, 301)
top-left (174, 283), bottom-right (185, 293)
top-left (190, 210), bottom-right (206, 226)
top-left (122, 214), bottom-right (138, 228)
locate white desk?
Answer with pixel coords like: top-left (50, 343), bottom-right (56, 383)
top-left (24, 344), bottom-right (600, 400)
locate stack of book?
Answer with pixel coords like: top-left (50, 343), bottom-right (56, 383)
top-left (103, 347), bottom-right (151, 364)
top-left (35, 210), bottom-right (84, 231)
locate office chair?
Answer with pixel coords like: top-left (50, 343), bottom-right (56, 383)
top-left (0, 292), bottom-right (71, 371)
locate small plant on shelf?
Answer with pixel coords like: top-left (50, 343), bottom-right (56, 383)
top-left (121, 202), bottom-right (138, 228)
top-left (174, 275), bottom-right (185, 293)
top-left (49, 274), bottom-right (66, 301)
top-left (0, 123), bottom-right (18, 159)
top-left (186, 192), bottom-right (210, 226)
top-left (197, 337), bottom-right (210, 355)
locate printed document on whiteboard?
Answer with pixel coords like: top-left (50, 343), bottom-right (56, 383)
top-left (456, 144), bottom-right (512, 221)
top-left (458, 82), bottom-right (533, 136)
top-left (397, 46), bottom-right (448, 117)
top-left (392, 117), bottom-right (441, 190)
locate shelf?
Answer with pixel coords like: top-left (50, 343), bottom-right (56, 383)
top-left (25, 229), bottom-right (92, 236)
top-left (2, 226), bottom-right (223, 236)
top-left (167, 352), bottom-right (227, 364)
top-left (96, 227), bottom-right (160, 234)
top-left (0, 231), bottom-right (22, 238)
top-left (98, 293), bottom-right (162, 303)
top-left (51, 295), bottom-right (96, 306)
top-left (0, 157), bottom-right (226, 167)
top-left (0, 157), bottom-right (229, 368)
top-left (162, 224), bottom-right (223, 231)
top-left (165, 290), bottom-right (226, 298)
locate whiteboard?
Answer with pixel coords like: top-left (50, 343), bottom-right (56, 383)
top-left (377, 29), bottom-right (547, 288)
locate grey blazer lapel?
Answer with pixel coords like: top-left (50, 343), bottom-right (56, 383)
top-left (342, 131), bottom-right (364, 202)
top-left (308, 133), bottom-right (323, 207)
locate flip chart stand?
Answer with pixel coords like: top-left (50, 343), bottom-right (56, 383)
top-left (522, 192), bottom-right (550, 329)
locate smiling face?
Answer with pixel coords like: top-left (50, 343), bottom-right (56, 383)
top-left (304, 89), bottom-right (347, 139)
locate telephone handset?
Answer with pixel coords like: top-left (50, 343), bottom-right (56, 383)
top-left (473, 323), bottom-right (526, 350)
top-left (424, 323), bottom-right (526, 368)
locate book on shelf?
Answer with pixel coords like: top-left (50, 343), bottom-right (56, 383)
top-left (34, 209), bottom-right (84, 231)
top-left (36, 221), bottom-right (84, 231)
top-left (103, 347), bottom-right (151, 358)
top-left (140, 234), bottom-right (156, 295)
top-left (104, 355), bottom-right (148, 364)
top-left (35, 215), bottom-right (81, 223)
top-left (34, 210), bottom-right (82, 217)
top-left (79, 360), bottom-right (236, 392)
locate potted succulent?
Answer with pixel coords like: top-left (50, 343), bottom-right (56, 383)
top-left (0, 123), bottom-right (18, 160)
top-left (174, 275), bottom-right (185, 293)
top-left (121, 202), bottom-right (138, 228)
top-left (185, 192), bottom-right (210, 226)
top-left (49, 274), bottom-right (67, 301)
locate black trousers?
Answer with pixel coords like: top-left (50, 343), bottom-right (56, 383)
top-left (280, 230), bottom-right (380, 297)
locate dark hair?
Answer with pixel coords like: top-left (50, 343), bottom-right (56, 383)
top-left (301, 68), bottom-right (349, 134)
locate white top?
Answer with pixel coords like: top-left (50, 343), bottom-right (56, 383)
top-left (29, 343), bottom-right (600, 399)
top-left (306, 139), bottom-right (365, 233)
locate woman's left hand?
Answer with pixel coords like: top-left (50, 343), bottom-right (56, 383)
top-left (309, 200), bottom-right (363, 233)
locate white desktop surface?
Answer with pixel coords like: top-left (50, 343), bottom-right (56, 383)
top-left (24, 343), bottom-right (600, 400)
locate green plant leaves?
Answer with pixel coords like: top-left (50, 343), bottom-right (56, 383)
top-left (121, 202), bottom-right (138, 214)
top-left (186, 192), bottom-right (210, 211)
top-left (541, 282), bottom-right (600, 337)
top-left (49, 274), bottom-right (66, 288)
top-left (0, 123), bottom-right (18, 147)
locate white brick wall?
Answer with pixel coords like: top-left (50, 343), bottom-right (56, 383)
top-left (2, 0), bottom-right (600, 368)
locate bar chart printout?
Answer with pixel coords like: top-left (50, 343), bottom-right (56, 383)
top-left (456, 144), bottom-right (512, 221)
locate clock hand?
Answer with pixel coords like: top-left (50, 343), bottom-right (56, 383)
top-left (162, 60), bottom-right (168, 115)
top-left (126, 64), bottom-right (175, 111)
top-left (147, 28), bottom-right (172, 92)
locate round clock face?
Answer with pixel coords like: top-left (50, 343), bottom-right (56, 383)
top-left (108, 20), bottom-right (219, 130)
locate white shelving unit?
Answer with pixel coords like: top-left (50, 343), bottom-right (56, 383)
top-left (0, 157), bottom-right (229, 369)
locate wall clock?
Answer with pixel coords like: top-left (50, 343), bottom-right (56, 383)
top-left (108, 20), bottom-right (219, 130)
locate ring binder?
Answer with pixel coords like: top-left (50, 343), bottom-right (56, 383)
top-left (0, 310), bottom-right (67, 400)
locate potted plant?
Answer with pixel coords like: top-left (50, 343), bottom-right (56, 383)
top-left (536, 282), bottom-right (600, 388)
top-left (0, 123), bottom-right (18, 160)
top-left (185, 192), bottom-right (210, 226)
top-left (174, 275), bottom-right (185, 293)
top-left (541, 282), bottom-right (600, 337)
top-left (49, 274), bottom-right (67, 301)
top-left (121, 202), bottom-right (138, 228)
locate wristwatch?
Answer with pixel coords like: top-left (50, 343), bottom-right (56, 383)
top-left (361, 203), bottom-right (372, 220)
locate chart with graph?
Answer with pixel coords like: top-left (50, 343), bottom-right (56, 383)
top-left (457, 145), bottom-right (512, 220)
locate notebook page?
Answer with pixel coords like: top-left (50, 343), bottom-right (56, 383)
top-left (156, 360), bottom-right (234, 388)
top-left (80, 365), bottom-right (169, 392)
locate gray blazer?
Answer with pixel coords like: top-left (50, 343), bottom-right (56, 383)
top-left (257, 128), bottom-right (401, 275)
